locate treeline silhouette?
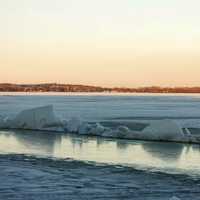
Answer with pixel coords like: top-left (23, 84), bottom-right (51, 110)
top-left (1, 83), bottom-right (200, 93)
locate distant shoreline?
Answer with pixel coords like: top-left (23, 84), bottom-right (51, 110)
top-left (1, 83), bottom-right (200, 93)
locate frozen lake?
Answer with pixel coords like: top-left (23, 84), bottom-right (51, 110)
top-left (0, 93), bottom-right (200, 199)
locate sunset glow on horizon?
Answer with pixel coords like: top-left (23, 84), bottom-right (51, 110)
top-left (1, 0), bottom-right (200, 87)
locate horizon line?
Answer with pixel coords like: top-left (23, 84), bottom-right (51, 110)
top-left (1, 83), bottom-right (200, 89)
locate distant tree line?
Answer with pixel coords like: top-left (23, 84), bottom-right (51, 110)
top-left (1, 83), bottom-right (200, 93)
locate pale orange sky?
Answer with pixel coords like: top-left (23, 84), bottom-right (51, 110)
top-left (1, 0), bottom-right (200, 87)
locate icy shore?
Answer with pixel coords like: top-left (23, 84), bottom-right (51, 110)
top-left (0, 105), bottom-right (199, 144)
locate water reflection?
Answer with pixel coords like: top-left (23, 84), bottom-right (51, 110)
top-left (0, 130), bottom-right (61, 156)
top-left (0, 130), bottom-right (200, 175)
top-left (141, 142), bottom-right (184, 161)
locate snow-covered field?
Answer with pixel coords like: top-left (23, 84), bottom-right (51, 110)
top-left (0, 93), bottom-right (200, 199)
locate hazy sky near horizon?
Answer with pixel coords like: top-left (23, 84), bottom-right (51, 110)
top-left (1, 0), bottom-right (200, 87)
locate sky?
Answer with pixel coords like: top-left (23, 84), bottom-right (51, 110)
top-left (0, 0), bottom-right (200, 87)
